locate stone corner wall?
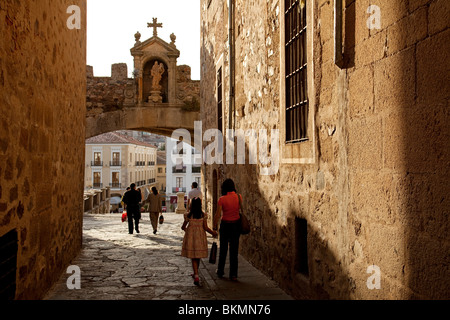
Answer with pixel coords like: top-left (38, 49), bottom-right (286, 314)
top-left (200, 0), bottom-right (450, 300)
top-left (0, 0), bottom-right (87, 299)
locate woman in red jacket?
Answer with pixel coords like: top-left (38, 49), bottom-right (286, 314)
top-left (213, 178), bottom-right (242, 281)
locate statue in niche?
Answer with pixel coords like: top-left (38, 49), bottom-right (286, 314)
top-left (151, 61), bottom-right (165, 91)
top-left (148, 61), bottom-right (165, 103)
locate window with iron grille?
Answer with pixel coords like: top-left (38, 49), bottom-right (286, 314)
top-left (217, 67), bottom-right (223, 132)
top-left (0, 229), bottom-right (18, 300)
top-left (285, 0), bottom-right (308, 143)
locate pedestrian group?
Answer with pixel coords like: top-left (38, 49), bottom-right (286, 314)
top-left (121, 178), bottom-right (245, 286)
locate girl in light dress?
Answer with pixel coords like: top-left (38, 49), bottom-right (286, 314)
top-left (181, 197), bottom-right (217, 285)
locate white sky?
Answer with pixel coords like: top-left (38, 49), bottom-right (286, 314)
top-left (87, 0), bottom-right (200, 80)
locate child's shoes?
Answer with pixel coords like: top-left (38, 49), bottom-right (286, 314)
top-left (193, 275), bottom-right (200, 286)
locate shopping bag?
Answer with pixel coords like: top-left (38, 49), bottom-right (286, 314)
top-left (209, 241), bottom-right (217, 264)
top-left (159, 214), bottom-right (164, 224)
top-left (121, 212), bottom-right (127, 223)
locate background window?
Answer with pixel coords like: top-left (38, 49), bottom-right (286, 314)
top-left (176, 177), bottom-right (183, 188)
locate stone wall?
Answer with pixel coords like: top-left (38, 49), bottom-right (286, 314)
top-left (177, 65), bottom-right (201, 111)
top-left (86, 64), bottom-right (200, 122)
top-left (200, 0), bottom-right (449, 299)
top-left (86, 64), bottom-right (136, 117)
top-left (0, 0), bottom-right (87, 299)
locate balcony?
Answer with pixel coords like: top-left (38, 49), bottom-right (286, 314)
top-left (172, 166), bottom-right (186, 173)
top-left (148, 161), bottom-right (156, 166)
top-left (136, 180), bottom-right (148, 187)
top-left (172, 187), bottom-right (186, 193)
top-left (147, 178), bottom-right (156, 184)
top-left (109, 183), bottom-right (122, 189)
top-left (91, 161), bottom-right (103, 167)
top-left (110, 161), bottom-right (122, 167)
top-left (135, 161), bottom-right (146, 167)
top-left (93, 183), bottom-right (103, 188)
top-left (192, 166), bottom-right (201, 173)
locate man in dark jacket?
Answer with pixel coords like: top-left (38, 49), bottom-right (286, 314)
top-left (122, 183), bottom-right (142, 234)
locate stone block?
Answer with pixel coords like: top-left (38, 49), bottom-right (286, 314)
top-left (348, 64), bottom-right (374, 118)
top-left (428, 0), bottom-right (450, 35)
top-left (86, 65), bottom-right (94, 78)
top-left (403, 103), bottom-right (449, 173)
top-left (386, 6), bottom-right (427, 55)
top-left (320, 60), bottom-right (337, 90)
top-left (350, 171), bottom-right (407, 226)
top-left (370, 0), bottom-right (408, 29)
top-left (405, 233), bottom-right (450, 299)
top-left (111, 63), bottom-right (128, 80)
top-left (408, 0), bottom-right (432, 12)
top-left (355, 29), bottom-right (386, 67)
top-left (367, 223), bottom-right (406, 281)
top-left (374, 46), bottom-right (415, 114)
top-left (416, 29), bottom-right (450, 106)
top-left (348, 116), bottom-right (382, 171)
top-left (352, 0), bottom-right (370, 46)
top-left (319, 1), bottom-right (334, 44)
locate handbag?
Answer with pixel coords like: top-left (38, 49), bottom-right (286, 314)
top-left (159, 214), bottom-right (164, 224)
top-left (209, 241), bottom-right (217, 264)
top-left (238, 194), bottom-right (250, 235)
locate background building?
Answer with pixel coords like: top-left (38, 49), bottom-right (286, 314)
top-left (156, 151), bottom-right (167, 192)
top-left (165, 137), bottom-right (202, 212)
top-left (85, 132), bottom-right (157, 201)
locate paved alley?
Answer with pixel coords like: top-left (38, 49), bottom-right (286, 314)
top-left (44, 212), bottom-right (293, 301)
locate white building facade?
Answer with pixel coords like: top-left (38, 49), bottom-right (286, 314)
top-left (165, 137), bottom-right (201, 211)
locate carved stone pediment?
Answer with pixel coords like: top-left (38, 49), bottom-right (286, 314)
top-left (131, 33), bottom-right (180, 105)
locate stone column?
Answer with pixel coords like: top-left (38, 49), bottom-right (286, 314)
top-left (175, 192), bottom-right (186, 214)
top-left (84, 196), bottom-right (93, 213)
top-left (168, 54), bottom-right (178, 104)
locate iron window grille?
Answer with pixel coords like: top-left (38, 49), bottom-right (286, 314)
top-left (285, 0), bottom-right (309, 143)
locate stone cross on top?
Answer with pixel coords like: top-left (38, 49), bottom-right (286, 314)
top-left (148, 17), bottom-right (163, 37)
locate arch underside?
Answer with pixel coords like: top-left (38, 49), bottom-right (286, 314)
top-left (85, 106), bottom-right (199, 143)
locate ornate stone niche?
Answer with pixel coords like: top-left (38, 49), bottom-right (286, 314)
top-left (130, 19), bottom-right (180, 106)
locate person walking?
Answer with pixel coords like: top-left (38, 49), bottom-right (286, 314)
top-left (181, 197), bottom-right (217, 286)
top-left (213, 178), bottom-right (242, 281)
top-left (187, 181), bottom-right (202, 212)
top-left (145, 187), bottom-right (162, 234)
top-left (121, 186), bottom-right (131, 211)
top-left (122, 183), bottom-right (142, 234)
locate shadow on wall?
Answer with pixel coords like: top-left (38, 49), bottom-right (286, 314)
top-left (199, 16), bottom-right (351, 299)
top-left (201, 1), bottom-right (449, 300)
top-left (230, 163), bottom-right (351, 300)
top-left (401, 21), bottom-right (449, 298)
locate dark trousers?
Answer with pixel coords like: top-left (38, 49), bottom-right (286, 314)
top-left (127, 211), bottom-right (140, 234)
top-left (218, 221), bottom-right (241, 278)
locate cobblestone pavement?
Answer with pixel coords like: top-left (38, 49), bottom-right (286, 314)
top-left (44, 213), bottom-right (293, 300)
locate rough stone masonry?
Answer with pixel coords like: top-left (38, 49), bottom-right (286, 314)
top-left (200, 0), bottom-right (449, 299)
top-left (0, 1), bottom-right (87, 299)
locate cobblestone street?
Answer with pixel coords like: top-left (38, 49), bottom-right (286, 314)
top-left (44, 213), bottom-right (293, 300)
